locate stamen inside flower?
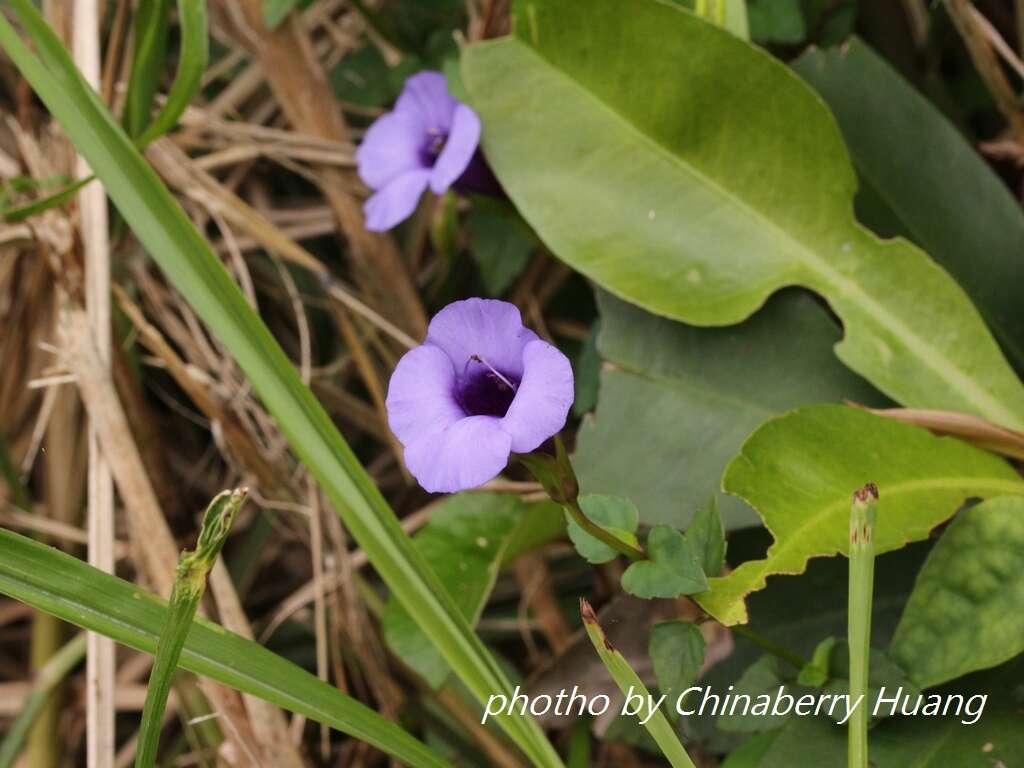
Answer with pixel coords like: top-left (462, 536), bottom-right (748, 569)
top-left (423, 128), bottom-right (447, 163)
top-left (458, 354), bottom-right (519, 417)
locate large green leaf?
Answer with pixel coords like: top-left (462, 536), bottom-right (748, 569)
top-left (462, 0), bottom-right (1024, 430)
top-left (383, 495), bottom-right (563, 688)
top-left (0, 528), bottom-right (449, 768)
top-left (0, 6), bottom-right (560, 764)
top-left (794, 39), bottom-right (1024, 375)
top-left (890, 496), bottom-right (1024, 689)
top-left (697, 405), bottom-right (1024, 625)
top-left (573, 290), bottom-right (884, 530)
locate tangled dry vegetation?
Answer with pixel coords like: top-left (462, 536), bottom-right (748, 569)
top-left (0, 2), bottom-right (589, 766)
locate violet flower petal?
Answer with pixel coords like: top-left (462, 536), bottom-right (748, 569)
top-left (395, 71), bottom-right (457, 133)
top-left (429, 104), bottom-right (481, 194)
top-left (425, 298), bottom-right (538, 379)
top-left (500, 339), bottom-right (574, 453)
top-left (385, 344), bottom-right (464, 447)
top-left (403, 415), bottom-right (512, 493)
top-left (364, 169), bottom-right (430, 231)
top-left (356, 109), bottom-right (428, 190)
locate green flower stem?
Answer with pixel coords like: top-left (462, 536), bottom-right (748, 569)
top-left (564, 497), bottom-right (646, 561)
top-left (847, 483), bottom-right (878, 768)
top-left (136, 489), bottom-right (245, 768)
top-left (518, 436), bottom-right (646, 561)
top-left (0, 632), bottom-right (86, 768)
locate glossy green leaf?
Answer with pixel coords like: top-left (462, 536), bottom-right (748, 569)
top-left (794, 39), bottom-right (1024, 375)
top-left (890, 496), bottom-right (1024, 689)
top-left (649, 621), bottom-right (705, 705)
top-left (0, 7), bottom-right (560, 764)
top-left (383, 495), bottom-right (561, 688)
top-left (621, 526), bottom-right (708, 599)
top-left (574, 290), bottom-right (884, 530)
top-left (684, 497), bottom-right (726, 577)
top-left (698, 405), bottom-right (1024, 625)
top-left (463, 0), bottom-right (1024, 430)
top-left (0, 528), bottom-right (450, 768)
top-left (566, 494), bottom-right (640, 565)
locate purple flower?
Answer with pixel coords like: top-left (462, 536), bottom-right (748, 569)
top-left (386, 299), bottom-right (575, 493)
top-left (357, 71), bottom-right (482, 231)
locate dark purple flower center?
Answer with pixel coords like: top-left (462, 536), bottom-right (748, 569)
top-left (457, 355), bottom-right (519, 418)
top-left (421, 128), bottom-right (447, 166)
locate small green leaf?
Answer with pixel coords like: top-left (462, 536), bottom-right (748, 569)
top-left (890, 495), bottom-right (1024, 688)
top-left (622, 526), bottom-right (707, 599)
top-left (566, 494), bottom-right (640, 565)
top-left (649, 621), bottom-right (705, 704)
top-left (797, 636), bottom-right (836, 688)
top-left (684, 497), bottom-right (726, 577)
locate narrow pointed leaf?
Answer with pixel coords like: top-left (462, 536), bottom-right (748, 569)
top-left (580, 600), bottom-right (696, 768)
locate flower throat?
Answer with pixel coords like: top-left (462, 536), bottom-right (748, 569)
top-left (459, 354), bottom-right (519, 417)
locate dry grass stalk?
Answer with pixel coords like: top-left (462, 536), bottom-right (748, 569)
top-left (210, 0), bottom-right (428, 338)
top-left (71, 4), bottom-right (117, 764)
top-left (946, 0), bottom-right (1024, 144)
top-left (59, 308), bottom-right (265, 766)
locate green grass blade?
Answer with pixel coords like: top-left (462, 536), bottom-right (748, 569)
top-left (0, 5), bottom-right (560, 764)
top-left (1, 175), bottom-right (92, 222)
top-left (0, 633), bottom-right (86, 768)
top-left (0, 527), bottom-right (451, 768)
top-left (580, 599), bottom-right (696, 768)
top-left (123, 0), bottom-right (172, 138)
top-left (137, 489), bottom-right (244, 768)
top-left (137, 0), bottom-right (208, 147)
